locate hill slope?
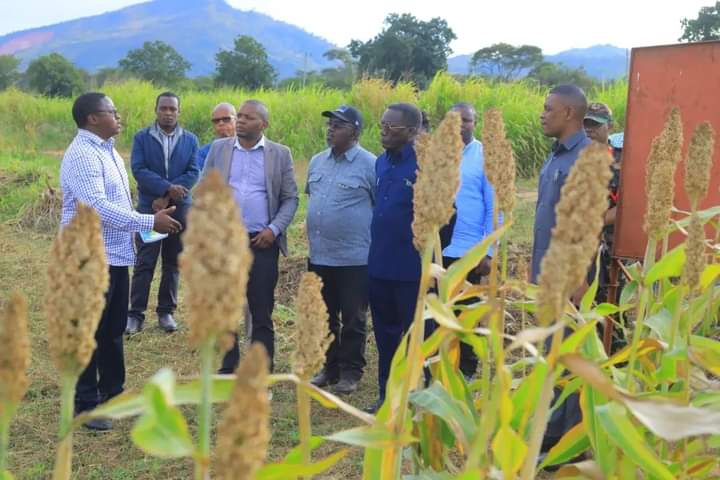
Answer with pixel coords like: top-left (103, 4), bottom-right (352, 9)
top-left (0, 0), bottom-right (338, 78)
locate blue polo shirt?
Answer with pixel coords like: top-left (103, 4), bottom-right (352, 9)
top-left (368, 143), bottom-right (420, 282)
top-left (531, 129), bottom-right (592, 282)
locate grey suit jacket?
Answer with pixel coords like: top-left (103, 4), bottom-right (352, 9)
top-left (202, 136), bottom-right (299, 256)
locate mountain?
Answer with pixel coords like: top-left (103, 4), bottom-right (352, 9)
top-left (0, 0), bottom-right (338, 79)
top-left (447, 45), bottom-right (629, 80)
top-left (545, 45), bottom-right (629, 80)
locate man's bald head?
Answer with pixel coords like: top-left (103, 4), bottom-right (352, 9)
top-left (211, 102), bottom-right (237, 139)
top-left (213, 102), bottom-right (236, 117)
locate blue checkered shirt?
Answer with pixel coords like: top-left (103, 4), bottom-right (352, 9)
top-left (60, 129), bottom-right (155, 266)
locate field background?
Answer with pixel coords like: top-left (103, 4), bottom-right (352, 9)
top-left (0, 76), bottom-right (628, 479)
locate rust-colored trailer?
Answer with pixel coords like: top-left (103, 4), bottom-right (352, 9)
top-left (606, 41), bottom-right (720, 350)
top-left (614, 41), bottom-right (720, 259)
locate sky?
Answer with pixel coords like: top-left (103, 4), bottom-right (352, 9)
top-left (0, 0), bottom-right (712, 55)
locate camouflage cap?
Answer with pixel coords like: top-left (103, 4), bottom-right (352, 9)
top-left (585, 102), bottom-right (613, 124)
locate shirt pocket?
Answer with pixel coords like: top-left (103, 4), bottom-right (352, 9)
top-left (334, 180), bottom-right (362, 205)
top-left (306, 172), bottom-right (323, 196)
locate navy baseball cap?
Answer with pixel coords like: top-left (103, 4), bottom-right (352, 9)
top-left (322, 105), bottom-right (363, 130)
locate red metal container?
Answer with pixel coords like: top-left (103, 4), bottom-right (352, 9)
top-left (613, 41), bottom-right (720, 260)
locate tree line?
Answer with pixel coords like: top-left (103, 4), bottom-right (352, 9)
top-left (1, 4), bottom-right (717, 98)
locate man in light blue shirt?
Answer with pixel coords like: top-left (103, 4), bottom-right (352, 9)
top-left (442, 102), bottom-right (497, 379)
top-left (306, 105), bottom-right (376, 394)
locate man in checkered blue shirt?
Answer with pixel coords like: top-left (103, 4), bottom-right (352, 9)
top-left (60, 92), bottom-right (180, 430)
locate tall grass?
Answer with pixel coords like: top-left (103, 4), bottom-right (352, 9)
top-left (0, 73), bottom-right (628, 175)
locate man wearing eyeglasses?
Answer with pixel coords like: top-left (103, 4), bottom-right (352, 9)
top-left (305, 105), bottom-right (375, 395)
top-left (365, 103), bottom-right (423, 413)
top-left (126, 91), bottom-right (200, 335)
top-left (60, 92), bottom-right (181, 430)
top-left (197, 102), bottom-right (237, 171)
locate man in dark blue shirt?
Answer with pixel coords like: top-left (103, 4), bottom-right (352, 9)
top-left (532, 85), bottom-right (593, 284)
top-left (533, 84), bottom-right (592, 460)
top-left (366, 103), bottom-right (422, 413)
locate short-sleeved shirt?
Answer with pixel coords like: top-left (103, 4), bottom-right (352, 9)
top-left (368, 143), bottom-right (421, 282)
top-left (306, 144), bottom-right (376, 266)
top-left (531, 130), bottom-right (592, 282)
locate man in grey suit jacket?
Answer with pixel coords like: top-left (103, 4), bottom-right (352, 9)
top-left (203, 99), bottom-right (299, 372)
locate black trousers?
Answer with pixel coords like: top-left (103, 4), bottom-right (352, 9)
top-left (308, 263), bottom-right (368, 382)
top-left (369, 277), bottom-right (420, 400)
top-left (75, 266), bottom-right (129, 412)
top-left (441, 256), bottom-right (481, 377)
top-left (128, 207), bottom-right (186, 322)
top-left (221, 240), bottom-right (279, 373)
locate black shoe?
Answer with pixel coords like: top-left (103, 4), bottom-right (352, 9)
top-left (333, 378), bottom-right (359, 395)
top-left (364, 397), bottom-right (384, 414)
top-left (158, 313), bottom-right (178, 333)
top-left (125, 316), bottom-right (142, 335)
top-left (310, 369), bottom-right (338, 388)
top-left (83, 418), bottom-right (113, 431)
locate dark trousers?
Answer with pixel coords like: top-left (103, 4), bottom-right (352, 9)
top-left (129, 209), bottom-right (186, 321)
top-left (541, 327), bottom-right (582, 453)
top-left (442, 256), bottom-right (480, 377)
top-left (308, 263), bottom-right (368, 382)
top-left (221, 241), bottom-right (280, 372)
top-left (75, 266), bottom-right (129, 412)
top-left (369, 277), bottom-right (420, 400)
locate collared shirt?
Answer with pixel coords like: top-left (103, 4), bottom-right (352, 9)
top-left (306, 144), bottom-right (376, 266)
top-left (368, 143), bottom-right (420, 281)
top-left (149, 123), bottom-right (182, 177)
top-left (443, 139), bottom-right (498, 258)
top-left (531, 129), bottom-right (592, 282)
top-left (60, 129), bottom-right (155, 266)
top-left (228, 136), bottom-right (278, 235)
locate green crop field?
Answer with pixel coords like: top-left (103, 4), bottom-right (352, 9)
top-left (7, 74), bottom-right (692, 480)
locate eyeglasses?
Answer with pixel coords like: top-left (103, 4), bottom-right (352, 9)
top-left (95, 109), bottom-right (119, 117)
top-left (380, 122), bottom-right (408, 132)
top-left (212, 116), bottom-right (233, 124)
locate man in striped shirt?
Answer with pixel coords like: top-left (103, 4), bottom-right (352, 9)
top-left (60, 92), bottom-right (180, 430)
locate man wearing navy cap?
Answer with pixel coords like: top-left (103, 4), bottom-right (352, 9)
top-left (306, 105), bottom-right (376, 394)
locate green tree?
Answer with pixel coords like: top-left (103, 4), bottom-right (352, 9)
top-left (348, 13), bottom-right (456, 88)
top-left (527, 61), bottom-right (596, 92)
top-left (119, 40), bottom-right (191, 85)
top-left (25, 53), bottom-right (84, 97)
top-left (680, 1), bottom-right (720, 41)
top-left (470, 43), bottom-right (543, 80)
top-left (93, 67), bottom-right (133, 87)
top-left (214, 35), bottom-right (276, 89)
top-left (0, 55), bottom-right (20, 90)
